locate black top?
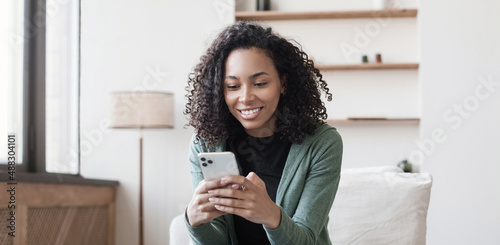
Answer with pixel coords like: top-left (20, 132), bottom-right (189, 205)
top-left (226, 131), bottom-right (292, 245)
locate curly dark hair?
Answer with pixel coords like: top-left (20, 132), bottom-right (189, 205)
top-left (184, 21), bottom-right (332, 148)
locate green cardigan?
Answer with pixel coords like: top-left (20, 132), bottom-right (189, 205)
top-left (185, 123), bottom-right (343, 245)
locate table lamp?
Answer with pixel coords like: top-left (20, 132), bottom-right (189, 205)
top-left (109, 91), bottom-right (174, 245)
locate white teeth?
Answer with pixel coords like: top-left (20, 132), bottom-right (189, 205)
top-left (240, 108), bottom-right (261, 115)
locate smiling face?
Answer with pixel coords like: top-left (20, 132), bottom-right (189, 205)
top-left (224, 48), bottom-right (285, 138)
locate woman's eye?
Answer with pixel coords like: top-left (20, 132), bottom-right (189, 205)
top-left (255, 82), bottom-right (268, 87)
top-left (226, 85), bottom-right (239, 90)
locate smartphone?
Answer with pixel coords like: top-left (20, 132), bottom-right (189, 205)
top-left (197, 152), bottom-right (240, 181)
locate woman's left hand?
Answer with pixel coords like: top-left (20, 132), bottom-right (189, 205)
top-left (207, 172), bottom-right (281, 229)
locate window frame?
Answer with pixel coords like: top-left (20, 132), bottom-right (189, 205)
top-left (25, 0), bottom-right (47, 173)
top-left (0, 0), bottom-right (117, 186)
top-left (0, 0), bottom-right (78, 175)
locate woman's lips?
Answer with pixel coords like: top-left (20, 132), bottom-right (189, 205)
top-left (238, 107), bottom-right (263, 120)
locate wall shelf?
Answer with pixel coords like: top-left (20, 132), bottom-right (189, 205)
top-left (316, 63), bottom-right (419, 71)
top-left (235, 9), bottom-right (418, 21)
top-left (327, 118), bottom-right (420, 125)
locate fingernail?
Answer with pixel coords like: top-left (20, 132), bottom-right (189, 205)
top-left (208, 190), bottom-right (214, 194)
top-left (220, 177), bottom-right (228, 184)
top-left (209, 197), bottom-right (215, 202)
top-left (214, 205), bottom-right (221, 209)
top-left (231, 184), bottom-right (239, 189)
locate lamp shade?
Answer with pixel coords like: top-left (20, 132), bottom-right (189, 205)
top-left (109, 91), bottom-right (174, 128)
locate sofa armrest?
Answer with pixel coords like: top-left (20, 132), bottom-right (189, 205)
top-left (170, 213), bottom-right (193, 245)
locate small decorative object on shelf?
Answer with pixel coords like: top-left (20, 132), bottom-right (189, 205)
top-left (257, 0), bottom-right (270, 11)
top-left (397, 159), bottom-right (412, 172)
top-left (376, 53), bottom-right (382, 63)
top-left (362, 55), bottom-right (368, 63)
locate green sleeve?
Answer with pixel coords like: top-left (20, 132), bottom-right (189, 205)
top-left (184, 134), bottom-right (232, 245)
top-left (264, 128), bottom-right (343, 245)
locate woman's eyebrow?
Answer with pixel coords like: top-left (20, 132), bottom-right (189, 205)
top-left (225, 75), bottom-right (239, 80)
top-left (225, 72), bottom-right (269, 80)
top-left (249, 71), bottom-right (269, 79)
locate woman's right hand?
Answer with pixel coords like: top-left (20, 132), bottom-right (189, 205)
top-left (186, 179), bottom-right (228, 227)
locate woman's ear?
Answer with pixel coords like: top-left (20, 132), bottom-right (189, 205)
top-left (280, 75), bottom-right (287, 95)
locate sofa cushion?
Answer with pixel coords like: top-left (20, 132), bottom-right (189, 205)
top-left (328, 171), bottom-right (433, 245)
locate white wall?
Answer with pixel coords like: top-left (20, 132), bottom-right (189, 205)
top-left (80, 0), bottom-right (233, 244)
top-left (420, 0), bottom-right (500, 244)
top-left (80, 0), bottom-right (500, 244)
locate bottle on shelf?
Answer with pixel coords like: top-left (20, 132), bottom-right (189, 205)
top-left (257, 0), bottom-right (270, 11)
top-left (362, 55), bottom-right (369, 63)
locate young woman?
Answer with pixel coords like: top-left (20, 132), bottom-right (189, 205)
top-left (184, 21), bottom-right (343, 245)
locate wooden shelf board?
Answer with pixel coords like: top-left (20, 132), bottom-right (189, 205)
top-left (235, 9), bottom-right (418, 21)
top-left (327, 118), bottom-right (420, 124)
top-left (315, 63), bottom-right (419, 70)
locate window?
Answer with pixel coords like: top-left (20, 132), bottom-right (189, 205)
top-left (0, 0), bottom-right (25, 167)
top-left (45, 0), bottom-right (80, 174)
top-left (0, 0), bottom-right (80, 175)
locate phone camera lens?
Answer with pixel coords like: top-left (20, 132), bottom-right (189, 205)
top-left (202, 163), bottom-right (207, 167)
top-left (208, 160), bottom-right (213, 164)
top-left (200, 157), bottom-right (206, 161)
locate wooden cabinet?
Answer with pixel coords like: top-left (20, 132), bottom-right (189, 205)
top-left (0, 182), bottom-right (116, 245)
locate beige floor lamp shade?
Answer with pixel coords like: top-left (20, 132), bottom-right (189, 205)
top-left (109, 91), bottom-right (174, 129)
top-left (109, 91), bottom-right (174, 245)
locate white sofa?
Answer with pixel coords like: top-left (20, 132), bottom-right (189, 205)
top-left (170, 166), bottom-right (433, 245)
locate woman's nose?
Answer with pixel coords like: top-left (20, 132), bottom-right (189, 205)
top-left (239, 86), bottom-right (255, 104)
